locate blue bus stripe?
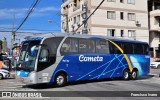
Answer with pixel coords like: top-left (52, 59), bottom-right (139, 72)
top-left (110, 54), bottom-right (125, 78)
top-left (97, 54), bottom-right (123, 79)
top-left (90, 64), bottom-right (128, 80)
top-left (97, 56), bottom-right (115, 79)
top-left (76, 54), bottom-right (123, 81)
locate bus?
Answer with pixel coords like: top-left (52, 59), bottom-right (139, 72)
top-left (16, 33), bottom-right (150, 87)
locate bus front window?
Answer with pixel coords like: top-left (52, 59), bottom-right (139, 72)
top-left (18, 40), bottom-right (41, 72)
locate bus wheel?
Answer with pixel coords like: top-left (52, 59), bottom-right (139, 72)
top-left (130, 70), bottom-right (138, 80)
top-left (123, 69), bottom-right (130, 80)
top-left (55, 73), bottom-right (67, 87)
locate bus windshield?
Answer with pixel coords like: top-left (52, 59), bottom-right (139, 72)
top-left (17, 40), bottom-right (41, 72)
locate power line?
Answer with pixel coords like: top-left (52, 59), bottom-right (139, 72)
top-left (74, 0), bottom-right (105, 32)
top-left (15, 0), bottom-right (40, 32)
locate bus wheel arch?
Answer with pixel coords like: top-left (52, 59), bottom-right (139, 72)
top-left (54, 71), bottom-right (68, 87)
top-left (123, 68), bottom-right (130, 80)
top-left (130, 68), bottom-right (138, 80)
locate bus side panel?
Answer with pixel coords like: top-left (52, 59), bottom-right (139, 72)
top-left (129, 54), bottom-right (150, 76)
top-left (50, 54), bottom-right (129, 83)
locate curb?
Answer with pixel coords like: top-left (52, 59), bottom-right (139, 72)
top-left (149, 73), bottom-right (160, 78)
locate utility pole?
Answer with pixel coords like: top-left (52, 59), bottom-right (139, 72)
top-left (11, 15), bottom-right (15, 49)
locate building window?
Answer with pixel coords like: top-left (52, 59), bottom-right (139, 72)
top-left (62, 22), bottom-right (65, 29)
top-left (127, 0), bottom-right (135, 4)
top-left (128, 13), bottom-right (136, 21)
top-left (107, 0), bottom-right (116, 2)
top-left (120, 0), bottom-right (124, 3)
top-left (107, 29), bottom-right (115, 37)
top-left (128, 30), bottom-right (135, 38)
top-left (120, 12), bottom-right (124, 20)
top-left (73, 16), bottom-right (76, 24)
top-left (121, 30), bottom-right (124, 37)
top-left (77, 15), bottom-right (80, 22)
top-left (107, 11), bottom-right (116, 19)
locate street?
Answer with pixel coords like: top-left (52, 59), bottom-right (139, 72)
top-left (0, 69), bottom-right (160, 100)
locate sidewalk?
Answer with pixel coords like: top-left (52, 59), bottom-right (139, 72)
top-left (10, 70), bottom-right (15, 78)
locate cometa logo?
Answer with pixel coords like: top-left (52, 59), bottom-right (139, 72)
top-left (79, 55), bottom-right (103, 62)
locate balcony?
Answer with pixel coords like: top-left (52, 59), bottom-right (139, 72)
top-left (150, 10), bottom-right (160, 17)
top-left (150, 10), bottom-right (160, 31)
top-left (150, 23), bottom-right (160, 31)
top-left (73, 6), bottom-right (80, 12)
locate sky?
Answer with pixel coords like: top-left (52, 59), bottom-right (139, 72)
top-left (0, 0), bottom-right (62, 48)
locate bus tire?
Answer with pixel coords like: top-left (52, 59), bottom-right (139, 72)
top-left (55, 73), bottom-right (67, 87)
top-left (130, 70), bottom-right (138, 80)
top-left (0, 74), bottom-right (3, 80)
top-left (123, 69), bottom-right (130, 80)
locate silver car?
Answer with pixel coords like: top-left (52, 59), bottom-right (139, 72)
top-left (150, 60), bottom-right (160, 69)
top-left (0, 69), bottom-right (10, 79)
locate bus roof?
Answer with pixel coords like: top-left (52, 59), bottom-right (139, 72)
top-left (27, 32), bottom-right (148, 44)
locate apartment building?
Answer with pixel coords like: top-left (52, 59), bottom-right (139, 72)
top-left (148, 0), bottom-right (160, 58)
top-left (61, 0), bottom-right (149, 43)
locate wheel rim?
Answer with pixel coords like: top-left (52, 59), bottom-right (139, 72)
top-left (132, 71), bottom-right (137, 79)
top-left (124, 71), bottom-right (129, 79)
top-left (56, 75), bottom-right (64, 86)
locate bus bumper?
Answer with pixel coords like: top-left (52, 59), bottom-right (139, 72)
top-left (16, 72), bottom-right (37, 85)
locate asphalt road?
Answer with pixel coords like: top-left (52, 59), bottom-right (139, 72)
top-left (0, 68), bottom-right (160, 100)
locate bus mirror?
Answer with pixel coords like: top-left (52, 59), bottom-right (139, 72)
top-left (30, 46), bottom-right (39, 56)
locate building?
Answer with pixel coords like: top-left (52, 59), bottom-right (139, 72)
top-left (1, 37), bottom-right (9, 54)
top-left (61, 0), bottom-right (149, 43)
top-left (148, 0), bottom-right (160, 58)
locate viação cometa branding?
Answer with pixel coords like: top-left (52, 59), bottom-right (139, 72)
top-left (79, 55), bottom-right (103, 62)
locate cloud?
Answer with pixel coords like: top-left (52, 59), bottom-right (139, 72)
top-left (0, 25), bottom-right (12, 29)
top-left (37, 7), bottom-right (60, 12)
top-left (0, 6), bottom-right (60, 19)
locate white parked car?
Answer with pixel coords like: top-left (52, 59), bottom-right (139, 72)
top-left (150, 60), bottom-right (160, 69)
top-left (0, 69), bottom-right (10, 79)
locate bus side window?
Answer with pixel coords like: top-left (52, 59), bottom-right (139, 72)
top-left (96, 40), bottom-right (109, 54)
top-left (133, 44), bottom-right (143, 54)
top-left (39, 49), bottom-right (49, 62)
top-left (123, 43), bottom-right (134, 54)
top-left (79, 39), bottom-right (95, 54)
top-left (60, 38), bottom-right (78, 55)
top-left (109, 42), bottom-right (121, 54)
top-left (143, 44), bottom-right (149, 55)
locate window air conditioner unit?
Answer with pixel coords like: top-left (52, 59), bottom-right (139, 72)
top-left (135, 21), bottom-right (141, 25)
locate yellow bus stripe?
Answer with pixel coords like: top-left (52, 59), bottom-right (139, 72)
top-left (104, 38), bottom-right (133, 72)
